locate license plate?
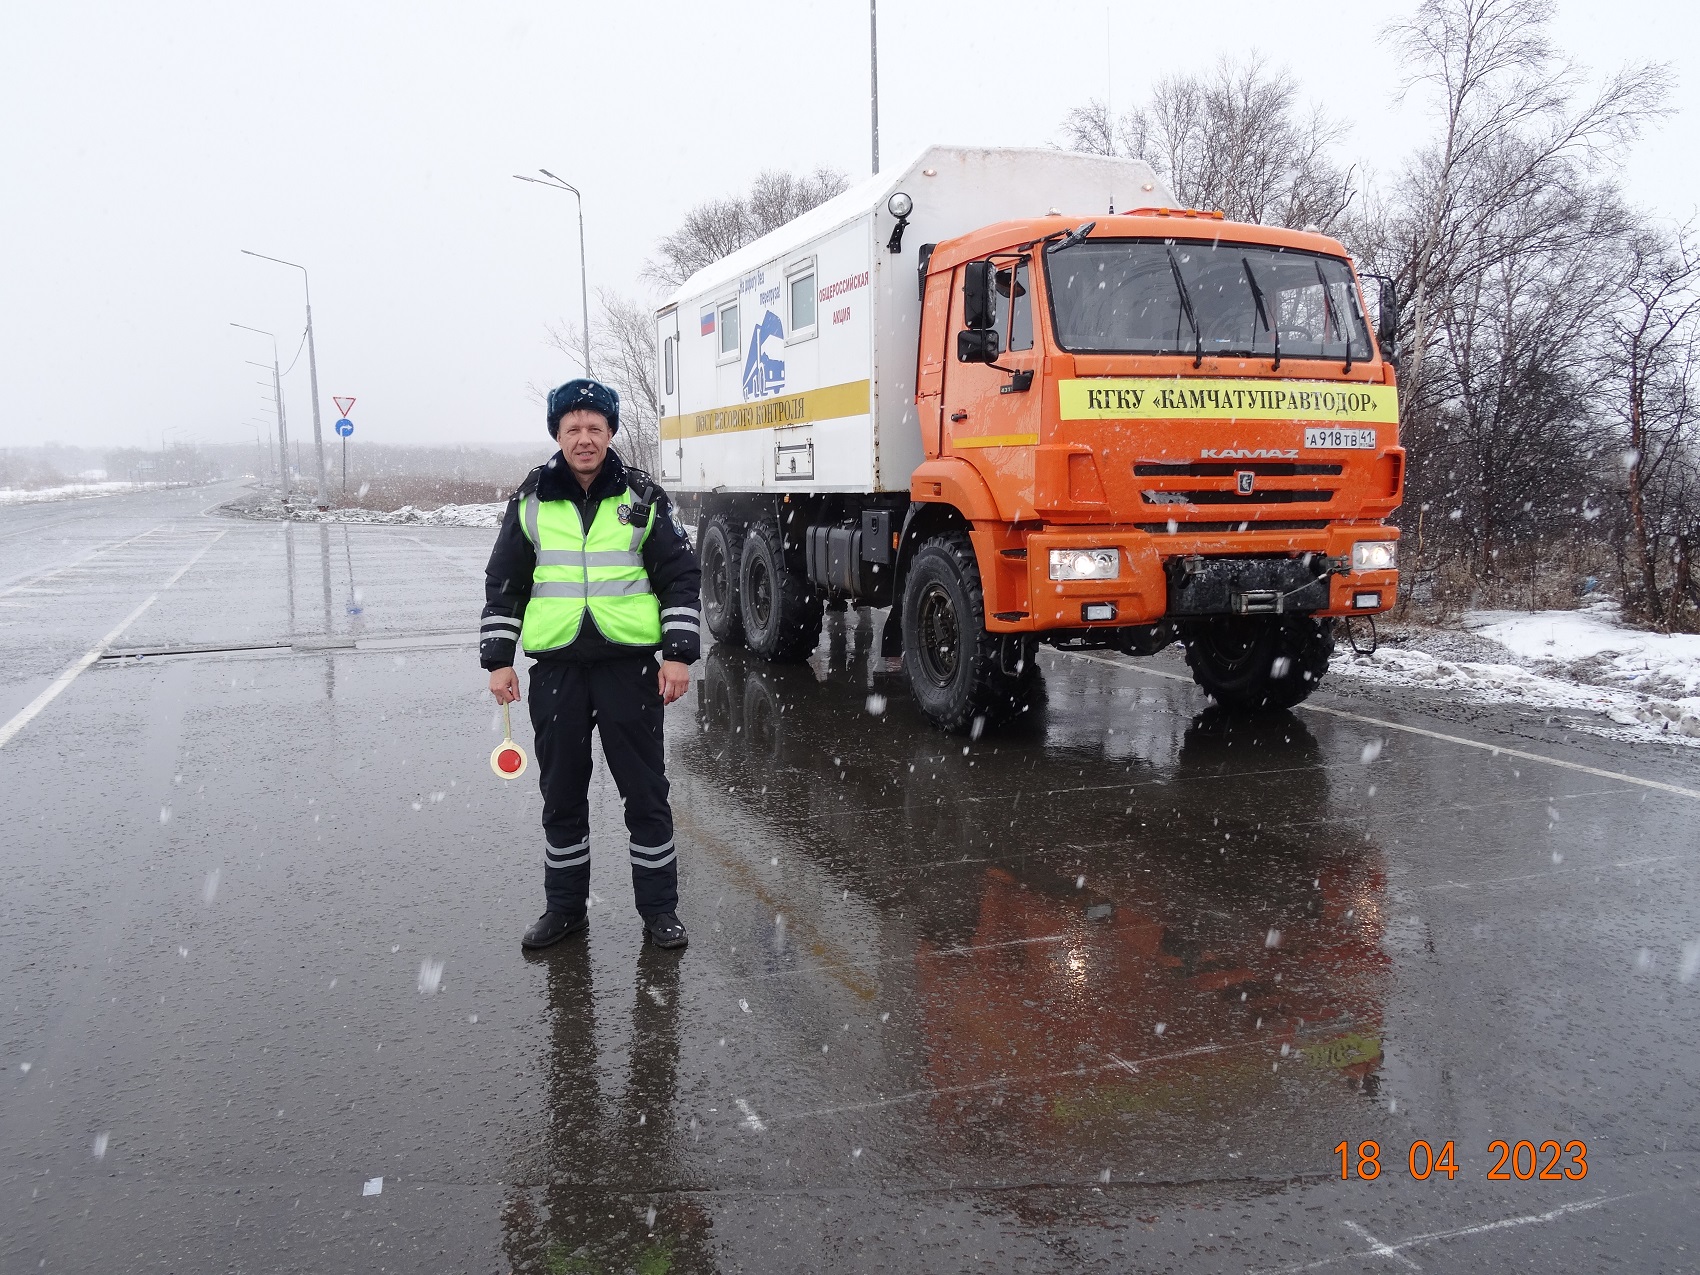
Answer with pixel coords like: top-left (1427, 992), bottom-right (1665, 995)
top-left (1305, 427), bottom-right (1377, 450)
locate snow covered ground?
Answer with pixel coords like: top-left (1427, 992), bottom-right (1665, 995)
top-left (0, 481), bottom-right (165, 504)
top-left (1334, 601), bottom-right (1700, 748)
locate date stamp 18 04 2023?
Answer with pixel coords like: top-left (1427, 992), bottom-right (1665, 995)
top-left (1335, 1139), bottom-right (1588, 1181)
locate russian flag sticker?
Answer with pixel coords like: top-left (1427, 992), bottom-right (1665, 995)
top-left (700, 307), bottom-right (715, 336)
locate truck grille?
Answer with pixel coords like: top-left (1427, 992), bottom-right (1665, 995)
top-left (1137, 519), bottom-right (1329, 533)
top-left (1134, 461), bottom-right (1343, 477)
top-left (1141, 489), bottom-right (1336, 506)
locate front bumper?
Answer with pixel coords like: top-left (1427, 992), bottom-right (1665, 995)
top-left (995, 526), bottom-right (1399, 631)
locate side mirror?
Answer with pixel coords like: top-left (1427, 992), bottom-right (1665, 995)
top-left (1372, 275), bottom-right (1400, 367)
top-left (957, 329), bottom-right (1001, 363)
top-left (963, 261), bottom-right (996, 331)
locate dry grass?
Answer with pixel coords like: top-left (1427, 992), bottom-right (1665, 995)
top-left (1392, 538), bottom-right (1616, 625)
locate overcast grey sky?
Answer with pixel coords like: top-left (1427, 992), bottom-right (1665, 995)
top-left (1, 0), bottom-right (1693, 454)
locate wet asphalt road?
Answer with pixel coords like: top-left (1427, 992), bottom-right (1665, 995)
top-left (2, 483), bottom-right (1697, 1274)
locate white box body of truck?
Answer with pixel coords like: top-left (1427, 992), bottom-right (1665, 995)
top-left (654, 146), bottom-right (1170, 494)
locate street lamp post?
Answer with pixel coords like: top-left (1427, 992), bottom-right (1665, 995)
top-left (513, 170), bottom-right (592, 377)
top-left (870, 0), bottom-right (880, 174)
top-left (233, 322), bottom-right (289, 495)
top-left (242, 250), bottom-right (330, 508)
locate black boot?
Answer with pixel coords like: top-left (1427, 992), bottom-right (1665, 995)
top-left (641, 911), bottom-right (688, 950)
top-left (521, 909), bottom-right (588, 949)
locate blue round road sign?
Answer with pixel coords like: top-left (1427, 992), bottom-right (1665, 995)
top-left (335, 419), bottom-right (353, 437)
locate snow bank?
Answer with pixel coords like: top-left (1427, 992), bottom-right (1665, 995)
top-left (1333, 602), bottom-right (1700, 748)
top-left (1466, 602), bottom-right (1700, 700)
top-left (285, 502), bottom-right (506, 528)
top-left (0, 481), bottom-right (163, 505)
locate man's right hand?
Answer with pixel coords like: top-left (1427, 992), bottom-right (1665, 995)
top-left (489, 667), bottom-right (520, 704)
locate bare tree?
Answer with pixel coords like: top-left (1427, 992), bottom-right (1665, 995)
top-left (1374, 0), bottom-right (1668, 418)
top-left (1059, 54), bottom-right (1354, 230)
top-left (1413, 179), bottom-right (1630, 573)
top-left (1604, 223), bottom-right (1700, 627)
top-left (643, 168), bottom-right (850, 291)
top-left (545, 287), bottom-right (662, 475)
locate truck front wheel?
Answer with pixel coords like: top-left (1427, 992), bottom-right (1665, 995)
top-left (700, 517), bottom-right (746, 645)
top-left (902, 532), bottom-right (1034, 733)
top-left (1181, 615), bottom-right (1334, 711)
top-left (739, 522), bottom-right (823, 662)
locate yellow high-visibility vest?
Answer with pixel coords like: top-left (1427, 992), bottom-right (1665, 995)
top-left (518, 486), bottom-right (661, 651)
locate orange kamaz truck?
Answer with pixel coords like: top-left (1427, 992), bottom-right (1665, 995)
top-left (657, 147), bottom-right (1401, 731)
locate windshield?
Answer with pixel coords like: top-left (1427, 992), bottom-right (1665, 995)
top-left (1046, 239), bottom-right (1373, 361)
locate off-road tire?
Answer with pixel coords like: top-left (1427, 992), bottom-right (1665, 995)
top-left (738, 521), bottom-right (823, 662)
top-left (901, 532), bottom-right (1036, 733)
top-left (699, 517), bottom-right (746, 645)
top-left (1182, 615), bottom-right (1334, 711)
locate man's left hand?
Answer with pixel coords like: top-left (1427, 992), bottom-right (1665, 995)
top-left (658, 659), bottom-right (690, 705)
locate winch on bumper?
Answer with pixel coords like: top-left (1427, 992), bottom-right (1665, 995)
top-left (1165, 554), bottom-right (1331, 616)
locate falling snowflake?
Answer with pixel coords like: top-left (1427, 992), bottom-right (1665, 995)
top-left (92, 1133), bottom-right (109, 1160)
top-left (417, 959), bottom-right (445, 994)
top-left (201, 870), bottom-right (220, 905)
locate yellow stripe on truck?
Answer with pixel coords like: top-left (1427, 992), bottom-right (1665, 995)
top-left (660, 379), bottom-right (871, 442)
top-left (953, 433), bottom-right (1040, 449)
top-left (1058, 378), bottom-right (1399, 424)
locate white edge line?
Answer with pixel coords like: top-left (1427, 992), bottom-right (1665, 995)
top-left (1262, 1192), bottom-right (1636, 1274)
top-left (0, 532), bottom-right (225, 751)
top-left (1061, 649), bottom-right (1700, 802)
top-left (1340, 1220), bottom-right (1422, 1272)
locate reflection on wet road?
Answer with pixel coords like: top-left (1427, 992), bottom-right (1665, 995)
top-left (3, 488), bottom-right (1697, 1272)
top-left (688, 633), bottom-right (1390, 1187)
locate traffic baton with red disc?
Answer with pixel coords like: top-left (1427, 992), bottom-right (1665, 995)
top-left (490, 701), bottom-right (529, 779)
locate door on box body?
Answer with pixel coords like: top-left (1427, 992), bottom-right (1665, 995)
top-left (659, 312), bottom-right (682, 482)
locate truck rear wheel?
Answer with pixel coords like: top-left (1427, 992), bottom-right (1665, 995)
top-left (699, 517), bottom-right (746, 645)
top-left (1181, 615), bottom-right (1334, 711)
top-left (901, 532), bottom-right (1035, 733)
top-left (739, 522), bottom-right (823, 662)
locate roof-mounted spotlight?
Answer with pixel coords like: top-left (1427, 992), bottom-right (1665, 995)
top-left (887, 191), bottom-right (913, 254)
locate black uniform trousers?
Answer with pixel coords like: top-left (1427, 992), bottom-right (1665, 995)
top-left (527, 654), bottom-right (677, 918)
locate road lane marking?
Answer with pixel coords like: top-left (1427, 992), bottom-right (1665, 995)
top-left (735, 1098), bottom-right (766, 1131)
top-left (0, 525), bottom-right (166, 597)
top-left (1342, 1221), bottom-right (1423, 1271)
top-left (0, 533), bottom-right (225, 751)
top-left (1062, 650), bottom-right (1700, 802)
top-left (1259, 1192), bottom-right (1637, 1273)
top-left (721, 932), bottom-right (1069, 987)
top-left (772, 1041), bottom-right (1229, 1121)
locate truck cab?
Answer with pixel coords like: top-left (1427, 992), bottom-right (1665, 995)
top-left (893, 210), bottom-right (1401, 729)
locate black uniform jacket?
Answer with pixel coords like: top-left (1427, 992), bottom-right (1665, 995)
top-left (479, 448), bottom-right (702, 671)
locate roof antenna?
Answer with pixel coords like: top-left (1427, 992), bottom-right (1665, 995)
top-left (1109, 196), bottom-right (1115, 214)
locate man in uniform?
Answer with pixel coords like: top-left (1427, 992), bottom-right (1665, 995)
top-left (482, 378), bottom-right (701, 950)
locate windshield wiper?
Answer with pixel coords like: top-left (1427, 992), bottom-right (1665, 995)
top-left (1045, 220), bottom-right (1096, 255)
top-left (1241, 256), bottom-right (1280, 371)
top-left (1313, 260), bottom-right (1352, 373)
top-left (1166, 247), bottom-right (1204, 369)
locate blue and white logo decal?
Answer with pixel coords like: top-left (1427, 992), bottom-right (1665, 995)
top-left (742, 310), bottom-right (786, 400)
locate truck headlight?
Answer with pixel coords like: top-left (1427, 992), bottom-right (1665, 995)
top-left (1049, 548), bottom-right (1120, 581)
top-left (1351, 541), bottom-right (1397, 571)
